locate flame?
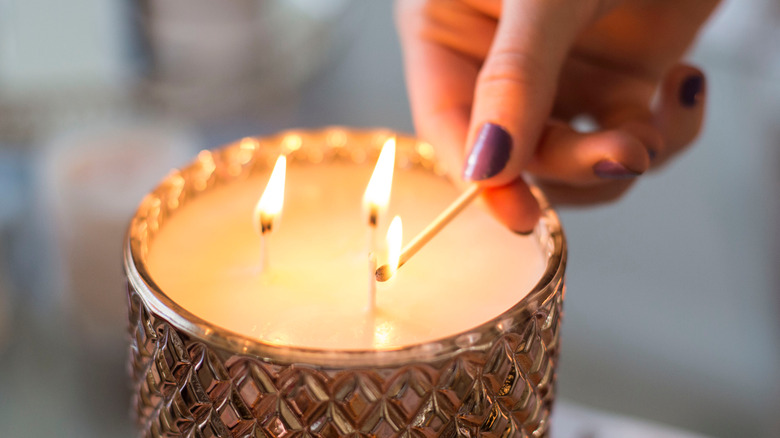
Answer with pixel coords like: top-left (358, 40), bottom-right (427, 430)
top-left (363, 138), bottom-right (396, 222)
top-left (385, 216), bottom-right (403, 279)
top-left (254, 155), bottom-right (286, 234)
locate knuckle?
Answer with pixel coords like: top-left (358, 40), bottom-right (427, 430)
top-left (477, 50), bottom-right (547, 89)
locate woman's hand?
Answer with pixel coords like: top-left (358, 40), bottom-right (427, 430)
top-left (397, 0), bottom-right (720, 233)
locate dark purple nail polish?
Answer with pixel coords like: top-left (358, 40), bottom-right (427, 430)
top-left (593, 160), bottom-right (641, 179)
top-left (463, 123), bottom-right (512, 181)
top-left (679, 74), bottom-right (704, 107)
top-left (647, 148), bottom-right (657, 161)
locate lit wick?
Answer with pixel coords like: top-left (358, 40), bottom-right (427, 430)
top-left (376, 184), bottom-right (482, 281)
top-left (368, 216), bottom-right (402, 312)
top-left (362, 138), bottom-right (396, 251)
top-left (254, 155), bottom-right (286, 272)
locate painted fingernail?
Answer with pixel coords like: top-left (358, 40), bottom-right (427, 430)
top-left (647, 148), bottom-right (657, 162)
top-left (593, 160), bottom-right (641, 179)
top-left (463, 123), bottom-right (512, 181)
top-left (679, 74), bottom-right (704, 107)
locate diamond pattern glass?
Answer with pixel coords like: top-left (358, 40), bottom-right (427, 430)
top-left (125, 128), bottom-right (567, 437)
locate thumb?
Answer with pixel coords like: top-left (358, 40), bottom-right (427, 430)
top-left (463, 0), bottom-right (600, 186)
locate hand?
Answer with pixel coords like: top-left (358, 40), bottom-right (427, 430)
top-left (397, 0), bottom-right (720, 233)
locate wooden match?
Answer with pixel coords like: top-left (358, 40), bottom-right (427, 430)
top-left (375, 184), bottom-right (482, 281)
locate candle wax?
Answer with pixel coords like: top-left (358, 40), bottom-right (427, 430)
top-left (148, 162), bottom-right (545, 350)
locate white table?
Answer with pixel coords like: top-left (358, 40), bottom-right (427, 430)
top-left (552, 401), bottom-right (711, 438)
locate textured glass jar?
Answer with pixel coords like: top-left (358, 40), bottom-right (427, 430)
top-left (124, 128), bottom-right (567, 437)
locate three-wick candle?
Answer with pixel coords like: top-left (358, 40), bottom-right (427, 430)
top-left (146, 139), bottom-right (545, 351)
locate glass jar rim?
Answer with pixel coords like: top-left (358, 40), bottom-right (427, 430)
top-left (124, 127), bottom-right (567, 368)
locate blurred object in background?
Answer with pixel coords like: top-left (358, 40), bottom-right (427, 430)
top-left (0, 0), bottom-right (134, 144)
top-left (697, 0), bottom-right (780, 77)
top-left (0, 253), bottom-right (7, 352)
top-left (17, 121), bottom-right (197, 435)
top-left (0, 0), bottom-right (359, 144)
top-left (0, 0), bottom-right (131, 95)
top-left (137, 0), bottom-right (355, 122)
top-left (0, 148), bottom-right (26, 354)
top-left (35, 121), bottom-right (197, 348)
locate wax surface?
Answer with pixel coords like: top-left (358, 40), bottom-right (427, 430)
top-left (148, 162), bottom-right (545, 350)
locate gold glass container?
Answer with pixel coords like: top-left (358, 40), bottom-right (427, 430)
top-left (124, 128), bottom-right (567, 437)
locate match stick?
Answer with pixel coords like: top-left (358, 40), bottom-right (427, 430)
top-left (375, 184), bottom-right (482, 281)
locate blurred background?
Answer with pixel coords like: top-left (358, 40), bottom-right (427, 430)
top-left (0, 1), bottom-right (777, 437)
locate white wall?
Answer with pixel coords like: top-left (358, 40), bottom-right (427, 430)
top-left (0, 0), bottom-right (131, 95)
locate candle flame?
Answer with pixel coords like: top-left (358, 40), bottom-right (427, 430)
top-left (363, 138), bottom-right (396, 224)
top-left (254, 155), bottom-right (286, 234)
top-left (385, 216), bottom-right (403, 279)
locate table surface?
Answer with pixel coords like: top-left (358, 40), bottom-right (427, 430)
top-left (551, 401), bottom-right (711, 438)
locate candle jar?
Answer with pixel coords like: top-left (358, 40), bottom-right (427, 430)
top-left (125, 128), bottom-right (566, 437)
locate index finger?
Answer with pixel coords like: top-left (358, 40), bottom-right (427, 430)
top-left (396, 0), bottom-right (542, 232)
top-left (395, 0), bottom-right (486, 176)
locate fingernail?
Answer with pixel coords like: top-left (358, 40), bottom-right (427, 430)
top-left (647, 148), bottom-right (657, 162)
top-left (463, 123), bottom-right (512, 181)
top-left (593, 160), bottom-right (641, 179)
top-left (679, 74), bottom-right (704, 107)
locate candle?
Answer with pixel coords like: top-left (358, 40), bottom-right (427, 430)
top-left (125, 128), bottom-right (566, 437)
top-left (146, 158), bottom-right (544, 350)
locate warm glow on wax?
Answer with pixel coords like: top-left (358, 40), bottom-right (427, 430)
top-left (362, 138), bottom-right (396, 225)
top-left (254, 155), bottom-right (286, 235)
top-left (385, 216), bottom-right (403, 280)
